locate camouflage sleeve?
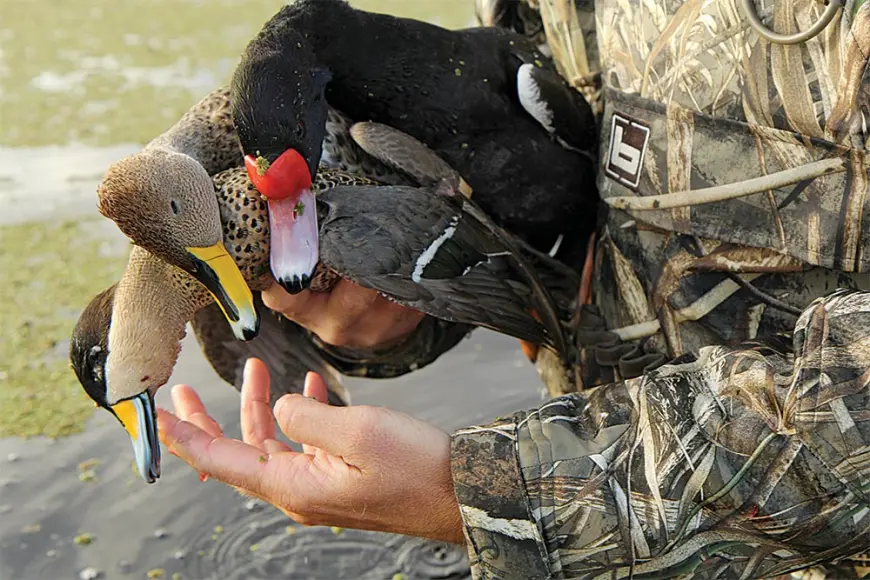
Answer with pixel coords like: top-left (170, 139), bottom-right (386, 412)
top-left (307, 316), bottom-right (475, 379)
top-left (451, 289), bottom-right (870, 579)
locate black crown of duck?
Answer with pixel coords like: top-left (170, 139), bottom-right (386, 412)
top-left (232, 24), bottom-right (331, 294)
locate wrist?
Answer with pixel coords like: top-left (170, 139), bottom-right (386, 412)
top-left (422, 433), bottom-right (465, 545)
top-left (435, 495), bottom-right (465, 544)
top-left (310, 317), bottom-right (474, 379)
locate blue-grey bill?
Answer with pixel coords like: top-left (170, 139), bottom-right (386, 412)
top-left (111, 392), bottom-right (161, 483)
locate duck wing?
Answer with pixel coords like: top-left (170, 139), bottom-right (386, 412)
top-left (512, 234), bottom-right (581, 319)
top-left (348, 121), bottom-right (472, 196)
top-left (321, 108), bottom-right (413, 186)
top-left (513, 61), bottom-right (597, 154)
top-left (341, 121), bottom-right (581, 327)
top-left (191, 293), bottom-right (349, 406)
top-left (317, 183), bottom-right (568, 353)
top-left (450, 185), bottom-right (570, 357)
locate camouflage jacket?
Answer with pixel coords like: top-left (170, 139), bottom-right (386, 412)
top-left (453, 288), bottom-right (870, 579)
top-left (314, 0), bottom-right (870, 577)
top-left (450, 1), bottom-right (869, 578)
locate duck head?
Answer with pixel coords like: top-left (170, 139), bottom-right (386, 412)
top-left (231, 27), bottom-right (330, 294)
top-left (97, 149), bottom-right (259, 341)
top-left (70, 244), bottom-right (224, 483)
top-left (71, 283), bottom-right (165, 483)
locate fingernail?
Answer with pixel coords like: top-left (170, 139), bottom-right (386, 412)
top-left (243, 358), bottom-right (254, 383)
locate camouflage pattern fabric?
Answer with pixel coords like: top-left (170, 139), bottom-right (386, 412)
top-left (481, 0), bottom-right (869, 393)
top-left (589, 0), bottom-right (869, 388)
top-left (452, 288), bottom-right (870, 579)
top-left (449, 0), bottom-right (870, 578)
top-left (300, 2), bottom-right (869, 576)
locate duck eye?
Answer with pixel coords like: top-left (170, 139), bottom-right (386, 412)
top-left (295, 121), bottom-right (305, 138)
top-left (170, 200), bottom-right (180, 215)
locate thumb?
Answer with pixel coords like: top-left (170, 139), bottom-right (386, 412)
top-left (273, 392), bottom-right (351, 455)
top-left (262, 283), bottom-right (318, 318)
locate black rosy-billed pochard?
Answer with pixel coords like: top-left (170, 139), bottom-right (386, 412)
top-left (230, 0), bottom-right (598, 294)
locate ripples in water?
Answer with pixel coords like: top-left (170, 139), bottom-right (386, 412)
top-left (150, 499), bottom-right (470, 580)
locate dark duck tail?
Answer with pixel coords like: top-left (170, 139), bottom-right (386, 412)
top-left (316, 178), bottom-right (573, 356)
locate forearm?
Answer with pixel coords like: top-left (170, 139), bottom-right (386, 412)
top-left (450, 289), bottom-right (870, 579)
top-left (310, 316), bottom-right (475, 379)
top-left (452, 409), bottom-right (551, 580)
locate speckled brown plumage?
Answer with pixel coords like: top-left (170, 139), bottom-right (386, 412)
top-left (213, 165), bottom-right (380, 293)
top-left (209, 138), bottom-right (574, 353)
top-left (322, 108), bottom-right (409, 185)
top-left (149, 85), bottom-right (241, 176)
top-left (70, 164), bottom-right (391, 416)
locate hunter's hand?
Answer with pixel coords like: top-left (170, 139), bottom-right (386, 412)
top-left (156, 358), bottom-right (464, 544)
top-left (262, 280), bottom-right (424, 349)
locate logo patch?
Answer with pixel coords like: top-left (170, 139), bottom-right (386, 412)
top-left (605, 112), bottom-right (650, 190)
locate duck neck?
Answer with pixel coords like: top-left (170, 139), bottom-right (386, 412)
top-left (148, 86), bottom-right (242, 176)
top-left (212, 168), bottom-right (274, 292)
top-left (106, 247), bottom-right (210, 397)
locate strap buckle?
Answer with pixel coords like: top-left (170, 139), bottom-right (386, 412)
top-left (740, 0), bottom-right (845, 45)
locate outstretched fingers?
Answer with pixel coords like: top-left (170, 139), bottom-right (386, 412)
top-left (301, 372), bottom-right (329, 454)
top-left (240, 358), bottom-right (282, 451)
top-left (171, 384), bottom-right (223, 438)
top-left (273, 389), bottom-right (357, 458)
top-left (158, 408), bottom-right (309, 497)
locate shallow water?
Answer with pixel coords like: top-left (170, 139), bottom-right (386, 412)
top-left (0, 2), bottom-right (550, 579)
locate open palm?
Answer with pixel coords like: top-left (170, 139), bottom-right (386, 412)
top-left (157, 358), bottom-right (463, 543)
